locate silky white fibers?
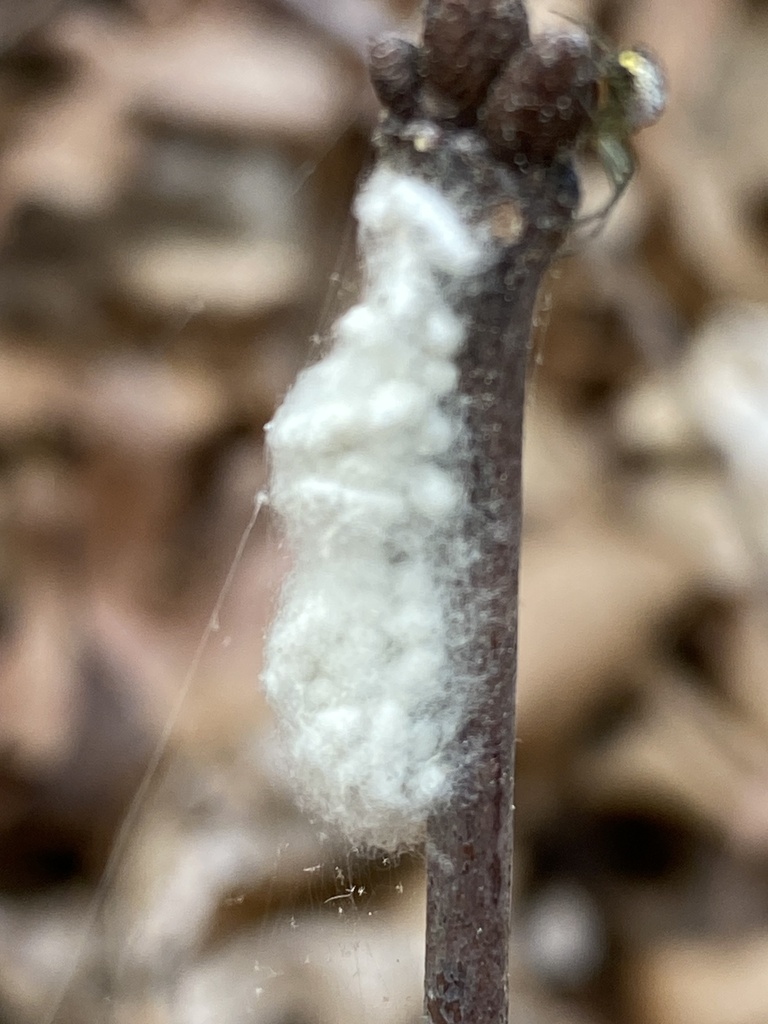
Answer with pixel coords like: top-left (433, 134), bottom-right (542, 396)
top-left (262, 165), bottom-right (489, 850)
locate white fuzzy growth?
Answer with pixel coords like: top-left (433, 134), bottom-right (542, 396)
top-left (262, 166), bottom-right (488, 850)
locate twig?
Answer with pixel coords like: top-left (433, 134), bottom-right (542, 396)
top-left (264, 0), bottom-right (660, 1018)
top-left (368, 4), bottom-right (604, 1023)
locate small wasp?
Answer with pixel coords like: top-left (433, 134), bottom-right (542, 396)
top-left (585, 42), bottom-right (667, 222)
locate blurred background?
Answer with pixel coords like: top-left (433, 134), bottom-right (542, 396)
top-left (0, 0), bottom-right (765, 1021)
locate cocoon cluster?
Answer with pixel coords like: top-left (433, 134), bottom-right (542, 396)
top-left (262, 165), bottom-right (488, 850)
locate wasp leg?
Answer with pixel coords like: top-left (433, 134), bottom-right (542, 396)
top-left (575, 133), bottom-right (635, 234)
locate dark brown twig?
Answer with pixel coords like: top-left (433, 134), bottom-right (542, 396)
top-left (369, 3), bottom-right (604, 1023)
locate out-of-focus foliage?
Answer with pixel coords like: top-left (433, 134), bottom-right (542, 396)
top-left (0, 1), bottom-right (767, 1023)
